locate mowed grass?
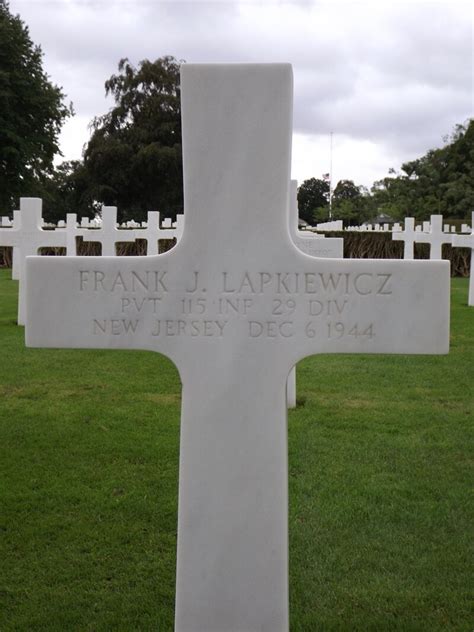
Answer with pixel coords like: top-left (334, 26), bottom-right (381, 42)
top-left (0, 268), bottom-right (472, 631)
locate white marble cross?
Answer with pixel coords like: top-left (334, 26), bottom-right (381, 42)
top-left (287, 180), bottom-right (343, 407)
top-left (173, 214), bottom-right (185, 242)
top-left (65, 213), bottom-right (88, 257)
top-left (81, 206), bottom-right (137, 255)
top-left (0, 198), bottom-right (66, 324)
top-left (11, 211), bottom-right (21, 280)
top-left (392, 217), bottom-right (417, 259)
top-left (26, 64), bottom-right (450, 632)
top-left (412, 214), bottom-right (452, 259)
top-left (289, 182), bottom-right (343, 259)
top-left (452, 211), bottom-right (474, 306)
top-left (135, 211), bottom-right (176, 255)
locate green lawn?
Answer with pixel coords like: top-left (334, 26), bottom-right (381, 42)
top-left (0, 268), bottom-right (472, 631)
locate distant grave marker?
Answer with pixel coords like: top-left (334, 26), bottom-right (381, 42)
top-left (135, 211), bottom-right (176, 255)
top-left (0, 198), bottom-right (66, 324)
top-left (452, 212), bottom-right (474, 306)
top-left (392, 217), bottom-right (417, 259)
top-left (81, 206), bottom-right (136, 255)
top-left (413, 215), bottom-right (452, 259)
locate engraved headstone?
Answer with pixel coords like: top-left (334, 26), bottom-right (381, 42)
top-left (0, 198), bottom-right (66, 324)
top-left (452, 211), bottom-right (474, 306)
top-left (81, 206), bottom-right (136, 256)
top-left (26, 64), bottom-right (450, 632)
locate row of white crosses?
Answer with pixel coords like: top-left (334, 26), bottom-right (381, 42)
top-left (346, 221), bottom-right (472, 233)
top-left (25, 63), bottom-right (450, 632)
top-left (452, 212), bottom-right (474, 305)
top-left (314, 219), bottom-right (343, 231)
top-left (393, 215), bottom-right (453, 260)
top-left (346, 223), bottom-right (393, 232)
top-left (392, 214), bottom-right (474, 306)
top-left (0, 200), bottom-right (184, 324)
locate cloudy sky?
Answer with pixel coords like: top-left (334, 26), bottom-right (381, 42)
top-left (9, 0), bottom-right (473, 189)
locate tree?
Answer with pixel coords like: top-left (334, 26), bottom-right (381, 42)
top-left (0, 0), bottom-right (72, 212)
top-left (79, 56), bottom-right (183, 221)
top-left (41, 160), bottom-right (99, 223)
top-left (297, 178), bottom-right (329, 223)
top-left (332, 179), bottom-right (361, 203)
top-left (371, 120), bottom-right (474, 220)
top-left (332, 179), bottom-right (373, 224)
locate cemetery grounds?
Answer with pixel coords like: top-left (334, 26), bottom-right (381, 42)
top-left (0, 269), bottom-right (472, 631)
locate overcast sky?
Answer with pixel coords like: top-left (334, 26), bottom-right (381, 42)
top-left (9, 0), bottom-right (473, 189)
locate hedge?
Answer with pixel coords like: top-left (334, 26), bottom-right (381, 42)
top-left (0, 233), bottom-right (470, 277)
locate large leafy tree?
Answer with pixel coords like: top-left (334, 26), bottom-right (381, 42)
top-left (80, 56), bottom-right (183, 221)
top-left (297, 178), bottom-right (329, 223)
top-left (371, 120), bottom-right (474, 220)
top-left (331, 179), bottom-right (373, 224)
top-left (0, 0), bottom-right (71, 212)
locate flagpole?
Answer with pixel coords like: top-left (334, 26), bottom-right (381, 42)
top-left (329, 131), bottom-right (333, 219)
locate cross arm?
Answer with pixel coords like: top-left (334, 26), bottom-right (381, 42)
top-left (25, 249), bottom-right (450, 374)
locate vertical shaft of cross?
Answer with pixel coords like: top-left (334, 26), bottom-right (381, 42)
top-left (179, 64), bottom-right (293, 257)
top-left (175, 357), bottom-right (289, 632)
top-left (173, 63), bottom-right (295, 632)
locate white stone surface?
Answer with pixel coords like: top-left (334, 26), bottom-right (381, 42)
top-left (289, 183), bottom-right (343, 259)
top-left (66, 214), bottom-right (80, 256)
top-left (1, 198), bottom-right (66, 324)
top-left (175, 214), bottom-right (185, 242)
top-left (134, 211), bottom-right (176, 255)
top-left (26, 64), bottom-right (450, 632)
top-left (286, 366), bottom-right (296, 408)
top-left (452, 212), bottom-right (474, 306)
top-left (1, 216), bottom-right (12, 227)
top-left (288, 180), bottom-right (343, 407)
top-left (162, 217), bottom-right (172, 228)
top-left (413, 215), bottom-right (452, 259)
top-left (81, 206), bottom-right (136, 256)
top-left (11, 211), bottom-right (21, 280)
top-left (392, 217), bottom-right (417, 259)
